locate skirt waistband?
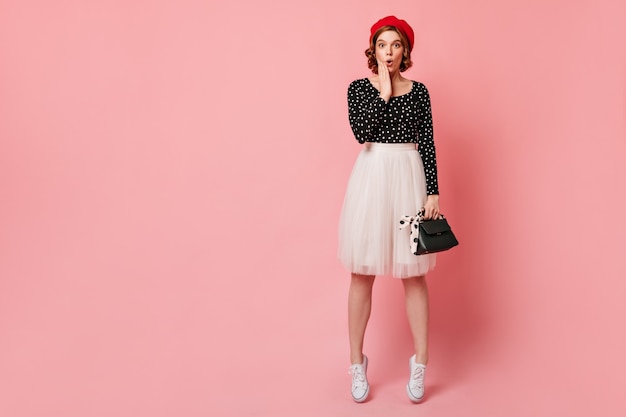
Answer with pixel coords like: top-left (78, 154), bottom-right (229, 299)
top-left (364, 143), bottom-right (416, 152)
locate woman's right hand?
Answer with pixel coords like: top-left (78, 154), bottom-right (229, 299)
top-left (377, 59), bottom-right (392, 102)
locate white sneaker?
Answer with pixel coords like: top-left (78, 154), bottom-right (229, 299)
top-left (349, 355), bottom-right (370, 403)
top-left (406, 354), bottom-right (426, 403)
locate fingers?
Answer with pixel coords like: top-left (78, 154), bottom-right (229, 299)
top-left (421, 204), bottom-right (440, 220)
top-left (377, 59), bottom-right (388, 77)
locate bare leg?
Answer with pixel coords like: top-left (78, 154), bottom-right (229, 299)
top-left (402, 275), bottom-right (429, 364)
top-left (348, 273), bottom-right (375, 364)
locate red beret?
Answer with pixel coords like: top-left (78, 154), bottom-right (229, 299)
top-left (370, 16), bottom-right (415, 52)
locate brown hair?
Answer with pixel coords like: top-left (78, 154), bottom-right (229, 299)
top-left (365, 26), bottom-right (413, 74)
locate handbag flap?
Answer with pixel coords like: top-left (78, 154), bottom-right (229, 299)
top-left (420, 219), bottom-right (452, 235)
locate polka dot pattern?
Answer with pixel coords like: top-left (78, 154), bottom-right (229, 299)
top-left (347, 78), bottom-right (439, 195)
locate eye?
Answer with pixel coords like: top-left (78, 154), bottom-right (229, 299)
top-left (377, 43), bottom-right (384, 48)
top-left (394, 43), bottom-right (401, 48)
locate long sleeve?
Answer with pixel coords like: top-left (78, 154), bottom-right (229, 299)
top-left (345, 78), bottom-right (440, 195)
top-left (415, 83), bottom-right (439, 195)
top-left (347, 80), bottom-right (388, 144)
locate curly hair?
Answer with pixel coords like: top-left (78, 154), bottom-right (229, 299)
top-left (365, 26), bottom-right (413, 74)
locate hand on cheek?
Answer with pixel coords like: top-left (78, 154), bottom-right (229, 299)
top-left (377, 59), bottom-right (392, 102)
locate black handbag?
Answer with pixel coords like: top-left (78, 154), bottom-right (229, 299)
top-left (399, 210), bottom-right (459, 255)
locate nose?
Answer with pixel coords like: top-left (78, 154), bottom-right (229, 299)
top-left (385, 45), bottom-right (392, 55)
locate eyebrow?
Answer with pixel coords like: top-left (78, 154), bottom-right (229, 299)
top-left (377, 39), bottom-right (402, 43)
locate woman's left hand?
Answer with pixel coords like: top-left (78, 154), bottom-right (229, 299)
top-left (422, 195), bottom-right (440, 220)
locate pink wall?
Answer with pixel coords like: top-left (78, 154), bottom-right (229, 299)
top-left (1, 1), bottom-right (625, 416)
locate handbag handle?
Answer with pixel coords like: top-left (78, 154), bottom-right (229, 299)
top-left (417, 208), bottom-right (445, 222)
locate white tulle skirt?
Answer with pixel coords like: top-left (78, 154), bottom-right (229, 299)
top-left (338, 143), bottom-right (436, 278)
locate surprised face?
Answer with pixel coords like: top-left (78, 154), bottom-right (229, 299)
top-left (375, 30), bottom-right (404, 74)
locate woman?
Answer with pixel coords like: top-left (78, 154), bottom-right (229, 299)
top-left (338, 16), bottom-right (441, 403)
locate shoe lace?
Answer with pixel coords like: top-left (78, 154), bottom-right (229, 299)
top-left (349, 364), bottom-right (367, 390)
top-left (409, 365), bottom-right (425, 391)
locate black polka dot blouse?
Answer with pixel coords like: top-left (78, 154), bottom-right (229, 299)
top-left (347, 78), bottom-right (439, 195)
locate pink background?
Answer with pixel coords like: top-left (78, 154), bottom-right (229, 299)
top-left (1, 0), bottom-right (625, 416)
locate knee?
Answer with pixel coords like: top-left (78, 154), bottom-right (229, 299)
top-left (351, 273), bottom-right (375, 288)
top-left (404, 275), bottom-right (427, 288)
